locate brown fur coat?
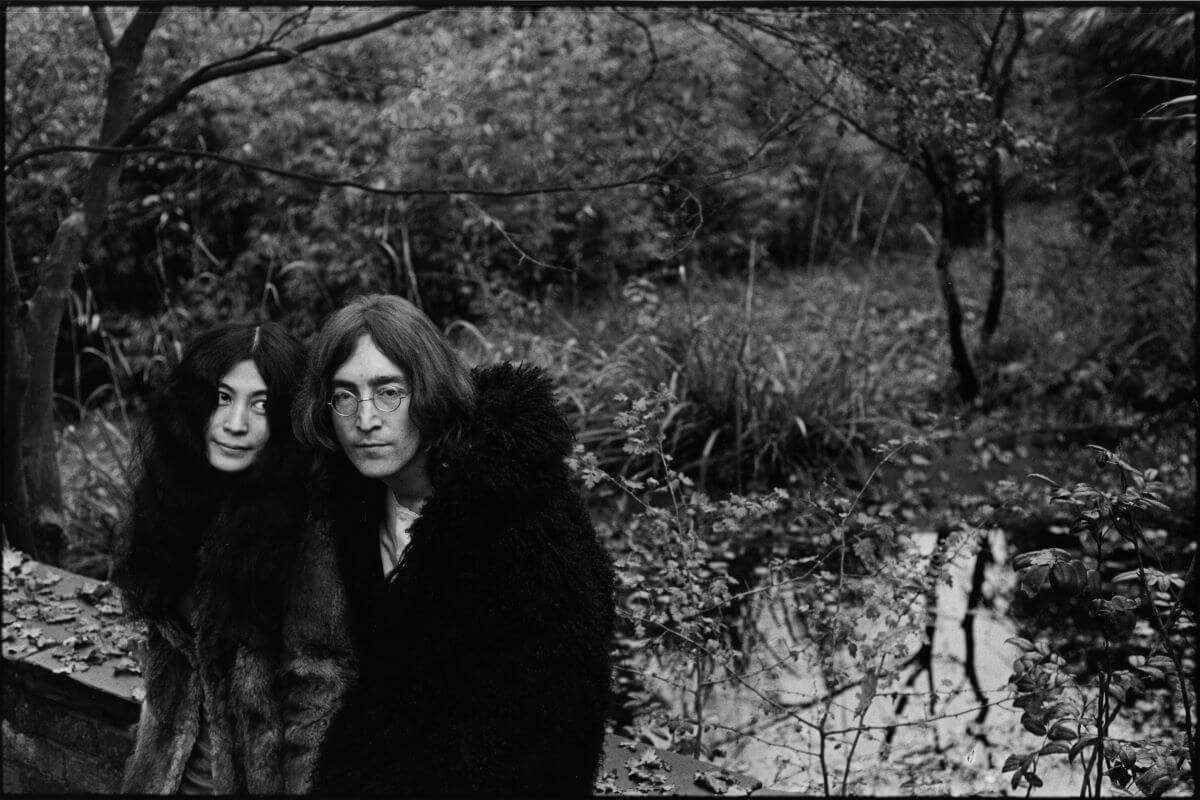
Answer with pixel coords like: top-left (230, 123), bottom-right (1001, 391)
top-left (121, 618), bottom-right (285, 793)
top-left (117, 486), bottom-right (303, 793)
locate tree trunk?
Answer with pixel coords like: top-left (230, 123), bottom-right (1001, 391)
top-left (19, 215), bottom-right (89, 565)
top-left (980, 10), bottom-right (1023, 347)
top-left (3, 232), bottom-right (36, 556)
top-left (934, 233), bottom-right (980, 402)
top-left (10, 10), bottom-right (162, 564)
top-left (946, 190), bottom-right (988, 248)
top-left (923, 151), bottom-right (981, 403)
top-left (981, 152), bottom-right (1006, 345)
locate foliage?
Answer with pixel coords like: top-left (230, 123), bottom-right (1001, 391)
top-left (1057, 8), bottom-right (1196, 259)
top-left (1003, 447), bottom-right (1196, 796)
top-left (572, 382), bottom-right (1005, 793)
top-left (705, 9), bottom-right (1050, 242)
top-left (474, 266), bottom-right (953, 494)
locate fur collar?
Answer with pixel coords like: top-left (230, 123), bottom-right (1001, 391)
top-left (427, 362), bottom-right (574, 513)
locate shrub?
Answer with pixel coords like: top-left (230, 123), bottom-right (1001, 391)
top-left (1002, 446), bottom-right (1196, 796)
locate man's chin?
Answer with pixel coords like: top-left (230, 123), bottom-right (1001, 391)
top-left (348, 457), bottom-right (399, 481)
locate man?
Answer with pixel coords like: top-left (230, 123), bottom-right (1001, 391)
top-left (283, 294), bottom-right (614, 795)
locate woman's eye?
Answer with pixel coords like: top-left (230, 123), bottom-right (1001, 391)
top-left (217, 391), bottom-right (232, 406)
top-left (250, 398), bottom-right (268, 414)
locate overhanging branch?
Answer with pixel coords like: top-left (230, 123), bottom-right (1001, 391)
top-left (4, 143), bottom-right (667, 199)
top-left (110, 8), bottom-right (435, 148)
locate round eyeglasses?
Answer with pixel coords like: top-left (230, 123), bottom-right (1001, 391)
top-left (328, 386), bottom-right (409, 417)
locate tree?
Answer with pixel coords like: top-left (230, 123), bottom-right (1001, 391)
top-left (7, 8), bottom-right (739, 562)
top-left (700, 8), bottom-right (1037, 401)
top-left (3, 7), bottom-right (433, 563)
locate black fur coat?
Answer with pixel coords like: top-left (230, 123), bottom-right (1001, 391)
top-left (281, 363), bottom-right (614, 795)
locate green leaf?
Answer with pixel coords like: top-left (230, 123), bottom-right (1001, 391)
top-left (1069, 737), bottom-right (1098, 763)
top-left (1039, 742), bottom-right (1070, 755)
top-left (1020, 564), bottom-right (1051, 597)
top-left (1005, 636), bottom-right (1036, 652)
top-left (854, 670), bottom-right (878, 717)
top-left (1121, 73), bottom-right (1195, 86)
top-left (1012, 692), bottom-right (1044, 710)
top-left (1134, 763), bottom-right (1176, 797)
top-left (1001, 754), bottom-right (1023, 773)
top-left (1048, 722), bottom-right (1077, 741)
top-left (1021, 713), bottom-right (1047, 736)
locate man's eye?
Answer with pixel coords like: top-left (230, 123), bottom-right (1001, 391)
top-left (332, 390), bottom-right (356, 402)
top-left (377, 386), bottom-right (404, 400)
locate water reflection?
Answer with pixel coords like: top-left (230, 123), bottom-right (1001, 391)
top-left (638, 529), bottom-right (1095, 794)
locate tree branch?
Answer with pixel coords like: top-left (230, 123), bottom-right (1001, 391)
top-left (110, 8), bottom-right (435, 148)
top-left (992, 10), bottom-right (1027, 119)
top-left (703, 14), bottom-right (913, 166)
top-left (4, 142), bottom-right (668, 199)
top-left (616, 10), bottom-right (659, 107)
top-left (977, 8), bottom-right (1009, 89)
top-left (89, 6), bottom-right (117, 61)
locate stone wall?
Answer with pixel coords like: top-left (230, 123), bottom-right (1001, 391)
top-left (2, 554), bottom-right (770, 795)
top-left (2, 557), bottom-right (141, 794)
top-left (3, 657), bottom-right (138, 792)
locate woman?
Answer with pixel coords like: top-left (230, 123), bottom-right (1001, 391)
top-left (114, 322), bottom-right (307, 794)
top-left (283, 294), bottom-right (614, 795)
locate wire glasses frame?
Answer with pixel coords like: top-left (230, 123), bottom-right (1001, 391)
top-left (328, 386), bottom-right (408, 417)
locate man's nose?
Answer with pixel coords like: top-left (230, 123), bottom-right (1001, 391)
top-left (355, 398), bottom-right (381, 431)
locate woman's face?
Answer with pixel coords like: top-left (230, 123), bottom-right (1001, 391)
top-left (206, 359), bottom-right (270, 472)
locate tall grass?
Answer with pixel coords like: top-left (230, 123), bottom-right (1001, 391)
top-left (463, 263), bottom-right (934, 492)
top-left (55, 286), bottom-right (190, 576)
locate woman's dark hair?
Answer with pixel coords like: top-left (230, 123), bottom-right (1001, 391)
top-left (293, 294), bottom-right (475, 453)
top-left (113, 322), bottom-right (308, 637)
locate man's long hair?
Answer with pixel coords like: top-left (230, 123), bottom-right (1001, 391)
top-left (292, 294), bottom-right (475, 456)
top-left (113, 322), bottom-right (308, 640)
top-left (292, 295), bottom-right (476, 635)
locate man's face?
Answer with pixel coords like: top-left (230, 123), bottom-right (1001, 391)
top-left (206, 359), bottom-right (270, 472)
top-left (331, 334), bottom-right (425, 487)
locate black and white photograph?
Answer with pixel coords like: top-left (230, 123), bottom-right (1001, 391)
top-left (3, 4), bottom-right (1196, 795)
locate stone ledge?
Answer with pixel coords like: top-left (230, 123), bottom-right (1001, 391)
top-left (3, 553), bottom-right (778, 795)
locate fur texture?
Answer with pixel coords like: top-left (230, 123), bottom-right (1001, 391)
top-left (114, 323), bottom-right (308, 794)
top-left (118, 495), bottom-right (306, 793)
top-left (281, 363), bottom-right (615, 795)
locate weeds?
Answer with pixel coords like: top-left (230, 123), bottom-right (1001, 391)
top-left (1003, 446), bottom-right (1196, 796)
top-left (579, 383), bottom-right (1004, 794)
top-left (480, 267), bottom-right (933, 493)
